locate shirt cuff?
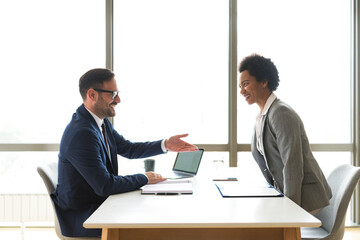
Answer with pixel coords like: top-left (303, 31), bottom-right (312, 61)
top-left (161, 139), bottom-right (168, 153)
top-left (143, 173), bottom-right (149, 183)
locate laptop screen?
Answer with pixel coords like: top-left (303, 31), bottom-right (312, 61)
top-left (172, 149), bottom-right (204, 174)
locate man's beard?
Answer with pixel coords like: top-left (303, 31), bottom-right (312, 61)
top-left (106, 103), bottom-right (117, 117)
top-left (94, 101), bottom-right (117, 119)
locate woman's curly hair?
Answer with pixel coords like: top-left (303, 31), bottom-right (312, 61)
top-left (239, 54), bottom-right (280, 91)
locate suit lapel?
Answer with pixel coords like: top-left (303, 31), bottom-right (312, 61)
top-left (78, 105), bottom-right (116, 174)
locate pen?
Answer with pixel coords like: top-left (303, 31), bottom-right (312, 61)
top-left (213, 178), bottom-right (238, 181)
top-left (156, 192), bottom-right (180, 195)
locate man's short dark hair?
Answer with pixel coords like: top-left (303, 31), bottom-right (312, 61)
top-left (79, 68), bottom-right (115, 100)
top-left (238, 54), bottom-right (280, 91)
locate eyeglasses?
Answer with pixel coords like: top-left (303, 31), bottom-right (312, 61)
top-left (93, 88), bottom-right (120, 100)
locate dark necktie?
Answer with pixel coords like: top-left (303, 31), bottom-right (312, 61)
top-left (101, 123), bottom-right (113, 169)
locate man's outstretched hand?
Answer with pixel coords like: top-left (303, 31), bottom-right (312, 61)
top-left (165, 134), bottom-right (198, 152)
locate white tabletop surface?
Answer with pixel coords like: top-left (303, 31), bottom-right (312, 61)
top-left (84, 169), bottom-right (321, 229)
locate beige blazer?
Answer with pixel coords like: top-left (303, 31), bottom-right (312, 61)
top-left (251, 98), bottom-right (332, 212)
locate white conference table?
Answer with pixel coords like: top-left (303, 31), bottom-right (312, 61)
top-left (83, 171), bottom-right (321, 240)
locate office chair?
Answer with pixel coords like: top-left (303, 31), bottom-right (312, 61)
top-left (37, 162), bottom-right (100, 240)
top-left (301, 164), bottom-right (360, 240)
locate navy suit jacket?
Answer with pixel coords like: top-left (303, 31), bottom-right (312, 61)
top-left (51, 104), bottom-right (164, 237)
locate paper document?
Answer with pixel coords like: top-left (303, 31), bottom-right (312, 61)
top-left (216, 182), bottom-right (283, 198)
top-left (141, 179), bottom-right (193, 195)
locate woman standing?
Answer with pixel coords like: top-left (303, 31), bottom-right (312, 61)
top-left (238, 54), bottom-right (332, 214)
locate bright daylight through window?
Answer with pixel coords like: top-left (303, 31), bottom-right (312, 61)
top-left (0, 0), bottom-right (355, 226)
top-left (0, 0), bottom-right (105, 193)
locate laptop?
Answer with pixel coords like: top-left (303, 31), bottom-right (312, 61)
top-left (165, 148), bottom-right (204, 179)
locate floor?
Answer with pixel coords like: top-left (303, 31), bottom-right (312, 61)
top-left (343, 227), bottom-right (360, 240)
top-left (0, 227), bottom-right (359, 240)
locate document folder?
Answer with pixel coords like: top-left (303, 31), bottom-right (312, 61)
top-left (215, 182), bottom-right (283, 198)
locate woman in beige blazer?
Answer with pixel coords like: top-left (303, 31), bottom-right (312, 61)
top-left (238, 54), bottom-right (332, 214)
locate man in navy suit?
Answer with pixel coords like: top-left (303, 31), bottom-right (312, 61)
top-left (51, 68), bottom-right (198, 238)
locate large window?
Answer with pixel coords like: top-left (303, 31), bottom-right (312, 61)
top-left (113, 0), bottom-right (229, 144)
top-left (0, 0), bottom-right (358, 226)
top-left (237, 0), bottom-right (351, 145)
top-left (0, 0), bottom-right (105, 193)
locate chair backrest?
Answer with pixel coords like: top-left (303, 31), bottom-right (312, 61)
top-left (37, 163), bottom-right (101, 240)
top-left (315, 164), bottom-right (360, 238)
top-left (37, 162), bottom-right (62, 239)
top-left (37, 162), bottom-right (58, 194)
